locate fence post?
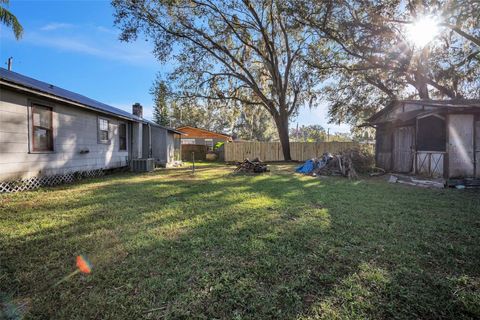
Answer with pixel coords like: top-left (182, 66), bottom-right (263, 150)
top-left (192, 152), bottom-right (195, 174)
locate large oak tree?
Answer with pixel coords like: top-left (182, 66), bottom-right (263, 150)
top-left (294, 0), bottom-right (479, 126)
top-left (112, 0), bottom-right (320, 160)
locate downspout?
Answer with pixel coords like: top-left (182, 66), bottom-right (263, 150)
top-left (129, 122), bottom-right (134, 169)
top-left (149, 124), bottom-right (152, 158)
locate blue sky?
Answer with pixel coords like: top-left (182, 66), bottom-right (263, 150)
top-left (1, 0), bottom-right (350, 133)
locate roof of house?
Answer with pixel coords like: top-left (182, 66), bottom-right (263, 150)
top-left (0, 68), bottom-right (183, 134)
top-left (176, 126), bottom-right (232, 140)
top-left (367, 99), bottom-right (480, 125)
top-left (0, 68), bottom-right (142, 121)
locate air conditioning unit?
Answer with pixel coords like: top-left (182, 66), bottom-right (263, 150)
top-left (131, 158), bottom-right (155, 172)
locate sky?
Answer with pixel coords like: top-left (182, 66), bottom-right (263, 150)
top-left (0, 0), bottom-right (350, 133)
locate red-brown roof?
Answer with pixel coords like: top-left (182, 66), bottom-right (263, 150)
top-left (176, 126), bottom-right (232, 141)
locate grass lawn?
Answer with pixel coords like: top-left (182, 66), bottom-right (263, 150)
top-left (1, 163), bottom-right (479, 319)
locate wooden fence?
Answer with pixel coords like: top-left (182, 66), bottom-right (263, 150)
top-left (182, 144), bottom-right (207, 161)
top-left (225, 141), bottom-right (372, 162)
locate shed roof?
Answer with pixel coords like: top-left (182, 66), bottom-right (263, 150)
top-left (146, 120), bottom-right (184, 135)
top-left (176, 126), bottom-right (232, 140)
top-left (367, 99), bottom-right (480, 125)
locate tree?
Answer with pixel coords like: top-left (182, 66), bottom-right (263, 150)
top-left (233, 104), bottom-right (278, 141)
top-left (0, 0), bottom-right (23, 40)
top-left (289, 124), bottom-right (326, 142)
top-left (112, 0), bottom-right (320, 160)
top-left (151, 78), bottom-right (170, 126)
top-left (435, 0), bottom-right (480, 47)
top-left (166, 92), bottom-right (240, 133)
top-left (294, 0), bottom-right (479, 126)
top-left (163, 87), bottom-right (277, 141)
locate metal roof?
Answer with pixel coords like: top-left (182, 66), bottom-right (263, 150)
top-left (144, 119), bottom-right (184, 135)
top-left (366, 99), bottom-right (480, 124)
top-left (395, 99), bottom-right (480, 108)
top-left (176, 126), bottom-right (232, 139)
top-left (0, 67), bottom-right (144, 122)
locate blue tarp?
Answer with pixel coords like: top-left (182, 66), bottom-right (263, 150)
top-left (296, 154), bottom-right (333, 175)
top-left (296, 159), bottom-right (315, 174)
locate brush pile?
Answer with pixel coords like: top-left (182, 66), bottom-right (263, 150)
top-left (234, 158), bottom-right (269, 173)
top-left (314, 153), bottom-right (358, 179)
top-left (296, 149), bottom-right (374, 179)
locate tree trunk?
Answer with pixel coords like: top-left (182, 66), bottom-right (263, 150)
top-left (274, 113), bottom-right (292, 161)
top-left (415, 52), bottom-right (430, 100)
top-left (414, 71), bottom-right (430, 99)
top-left (417, 82), bottom-right (430, 99)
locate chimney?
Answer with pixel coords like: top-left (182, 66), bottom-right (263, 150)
top-left (132, 103), bottom-right (143, 118)
top-left (7, 57), bottom-right (13, 71)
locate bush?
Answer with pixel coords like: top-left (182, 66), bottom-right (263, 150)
top-left (214, 142), bottom-right (225, 151)
top-left (347, 147), bottom-right (375, 173)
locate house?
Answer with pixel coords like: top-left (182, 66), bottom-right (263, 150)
top-left (366, 99), bottom-right (480, 179)
top-left (176, 126), bottom-right (232, 151)
top-left (0, 68), bottom-right (181, 192)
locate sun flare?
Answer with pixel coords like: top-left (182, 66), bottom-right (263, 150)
top-left (406, 15), bottom-right (440, 47)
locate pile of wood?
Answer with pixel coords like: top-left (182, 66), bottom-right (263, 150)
top-left (234, 158), bottom-right (269, 173)
top-left (314, 152), bottom-right (358, 179)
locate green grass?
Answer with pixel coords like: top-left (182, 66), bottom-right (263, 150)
top-left (1, 164), bottom-right (479, 319)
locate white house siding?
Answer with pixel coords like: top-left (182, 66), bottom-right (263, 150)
top-left (0, 87), bottom-right (130, 181)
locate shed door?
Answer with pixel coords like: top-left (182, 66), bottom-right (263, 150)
top-left (393, 126), bottom-right (414, 173)
top-left (448, 114), bottom-right (474, 178)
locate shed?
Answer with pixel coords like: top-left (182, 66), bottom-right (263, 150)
top-left (176, 126), bottom-right (232, 150)
top-left (150, 123), bottom-right (182, 167)
top-left (367, 100), bottom-right (480, 179)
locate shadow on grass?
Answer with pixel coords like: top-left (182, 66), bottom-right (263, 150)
top-left (1, 166), bottom-right (479, 319)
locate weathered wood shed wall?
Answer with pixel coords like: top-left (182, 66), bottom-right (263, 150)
top-left (368, 100), bottom-right (480, 179)
top-left (448, 114), bottom-right (476, 178)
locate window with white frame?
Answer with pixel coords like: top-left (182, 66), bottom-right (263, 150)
top-left (119, 123), bottom-right (127, 150)
top-left (98, 118), bottom-right (109, 143)
top-left (31, 104), bottom-right (54, 152)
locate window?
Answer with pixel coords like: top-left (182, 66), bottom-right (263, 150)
top-left (417, 115), bottom-right (446, 151)
top-left (31, 104), bottom-right (53, 152)
top-left (98, 118), bottom-right (109, 143)
top-left (119, 123), bottom-right (127, 151)
top-left (205, 139), bottom-right (214, 151)
top-left (181, 138), bottom-right (196, 144)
